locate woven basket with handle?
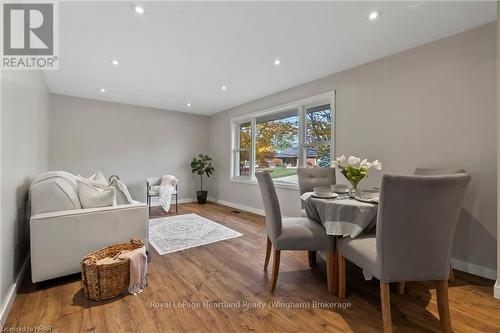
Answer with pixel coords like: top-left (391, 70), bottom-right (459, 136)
top-left (81, 239), bottom-right (144, 301)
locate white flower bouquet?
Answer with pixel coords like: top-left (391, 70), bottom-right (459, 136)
top-left (333, 155), bottom-right (382, 194)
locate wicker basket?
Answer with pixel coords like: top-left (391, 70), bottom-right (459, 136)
top-left (81, 239), bottom-right (144, 301)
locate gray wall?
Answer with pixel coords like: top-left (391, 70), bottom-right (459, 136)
top-left (0, 71), bottom-right (50, 324)
top-left (49, 94), bottom-right (210, 201)
top-left (209, 23), bottom-right (497, 276)
top-left (496, 2), bottom-right (499, 296)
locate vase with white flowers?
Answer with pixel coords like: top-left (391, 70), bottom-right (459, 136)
top-left (333, 155), bottom-right (382, 197)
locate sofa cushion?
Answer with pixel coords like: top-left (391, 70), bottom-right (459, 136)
top-left (77, 180), bottom-right (116, 208)
top-left (77, 171), bottom-right (109, 189)
top-left (109, 176), bottom-right (134, 205)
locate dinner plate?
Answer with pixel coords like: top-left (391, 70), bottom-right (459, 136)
top-left (354, 196), bottom-right (379, 204)
top-left (312, 193), bottom-right (339, 199)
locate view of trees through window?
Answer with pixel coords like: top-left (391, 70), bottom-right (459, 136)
top-left (305, 104), bottom-right (332, 168)
top-left (238, 122), bottom-right (251, 176)
top-left (234, 102), bottom-right (333, 184)
top-left (255, 110), bottom-right (299, 183)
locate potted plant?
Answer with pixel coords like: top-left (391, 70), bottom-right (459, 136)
top-left (191, 154), bottom-right (215, 204)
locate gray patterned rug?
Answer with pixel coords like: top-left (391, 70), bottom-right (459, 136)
top-left (149, 213), bottom-right (242, 255)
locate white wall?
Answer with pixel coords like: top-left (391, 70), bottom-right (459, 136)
top-left (209, 23), bottom-right (497, 278)
top-left (49, 94), bottom-right (210, 202)
top-left (0, 71), bottom-right (50, 325)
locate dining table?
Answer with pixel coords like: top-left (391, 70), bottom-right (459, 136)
top-left (300, 192), bottom-right (379, 238)
top-left (301, 191), bottom-right (380, 285)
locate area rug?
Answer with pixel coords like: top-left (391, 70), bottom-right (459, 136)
top-left (149, 213), bottom-right (242, 255)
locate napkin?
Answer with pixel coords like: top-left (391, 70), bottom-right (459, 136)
top-left (300, 192), bottom-right (313, 201)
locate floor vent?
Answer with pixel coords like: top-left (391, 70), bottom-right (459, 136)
top-left (231, 210), bottom-right (241, 214)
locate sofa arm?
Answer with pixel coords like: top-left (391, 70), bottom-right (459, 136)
top-left (31, 202), bottom-right (147, 220)
top-left (30, 203), bottom-right (148, 283)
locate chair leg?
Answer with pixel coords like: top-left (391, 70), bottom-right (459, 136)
top-left (380, 281), bottom-right (393, 333)
top-left (176, 195), bottom-right (178, 213)
top-left (264, 237), bottom-right (272, 271)
top-left (308, 251), bottom-right (317, 268)
top-left (448, 265), bottom-right (454, 282)
top-left (436, 280), bottom-right (453, 333)
top-left (398, 282), bottom-right (405, 294)
top-left (270, 250), bottom-right (281, 292)
top-left (326, 250), bottom-right (336, 293)
top-left (338, 254), bottom-right (346, 299)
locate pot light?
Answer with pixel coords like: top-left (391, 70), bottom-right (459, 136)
top-left (221, 85), bottom-right (227, 91)
top-left (274, 59), bottom-right (281, 66)
top-left (100, 88), bottom-right (106, 93)
top-left (111, 59), bottom-right (119, 66)
top-left (133, 5), bottom-right (145, 14)
top-left (368, 10), bottom-right (381, 21)
top-left (187, 103), bottom-right (191, 107)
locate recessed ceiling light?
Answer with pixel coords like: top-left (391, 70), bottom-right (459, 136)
top-left (274, 59), bottom-right (281, 66)
top-left (368, 10), bottom-right (381, 21)
top-left (100, 88), bottom-right (106, 93)
top-left (221, 85), bottom-right (227, 91)
top-left (187, 103), bottom-right (191, 107)
top-left (111, 59), bottom-right (119, 66)
top-left (133, 5), bottom-right (145, 14)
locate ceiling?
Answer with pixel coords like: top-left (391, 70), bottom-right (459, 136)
top-left (43, 1), bottom-right (496, 115)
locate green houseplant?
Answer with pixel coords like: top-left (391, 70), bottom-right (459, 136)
top-left (191, 154), bottom-right (215, 204)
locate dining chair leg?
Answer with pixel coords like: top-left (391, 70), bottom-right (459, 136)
top-left (380, 281), bottom-right (393, 333)
top-left (264, 237), bottom-right (272, 271)
top-left (448, 265), bottom-right (454, 282)
top-left (326, 250), bottom-right (336, 293)
top-left (308, 251), bottom-right (317, 268)
top-left (397, 282), bottom-right (405, 294)
top-left (436, 280), bottom-right (453, 333)
top-left (338, 254), bottom-right (345, 299)
top-left (270, 250), bottom-right (281, 292)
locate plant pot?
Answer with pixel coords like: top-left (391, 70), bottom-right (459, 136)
top-left (196, 190), bottom-right (208, 204)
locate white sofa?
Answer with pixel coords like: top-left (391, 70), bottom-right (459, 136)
top-left (29, 171), bottom-right (148, 283)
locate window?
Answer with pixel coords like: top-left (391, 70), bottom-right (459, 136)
top-left (236, 121), bottom-right (251, 177)
top-left (304, 104), bottom-right (332, 168)
top-left (231, 92), bottom-right (334, 186)
top-left (255, 109), bottom-right (299, 183)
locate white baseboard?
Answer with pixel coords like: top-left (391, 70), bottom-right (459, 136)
top-left (208, 197), bottom-right (264, 216)
top-left (494, 280), bottom-right (500, 299)
top-left (451, 258), bottom-right (497, 280)
top-left (1, 254), bottom-right (30, 328)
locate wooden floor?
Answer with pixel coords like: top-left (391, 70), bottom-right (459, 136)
top-left (5, 203), bottom-right (500, 332)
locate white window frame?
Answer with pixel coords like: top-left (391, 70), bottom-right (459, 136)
top-left (230, 91), bottom-right (336, 190)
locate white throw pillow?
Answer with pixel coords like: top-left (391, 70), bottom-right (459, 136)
top-left (77, 180), bottom-right (116, 208)
top-left (77, 171), bottom-right (109, 189)
top-left (108, 176), bottom-right (134, 205)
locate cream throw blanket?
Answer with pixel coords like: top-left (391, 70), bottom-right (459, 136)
top-left (117, 246), bottom-right (148, 295)
top-left (159, 175), bottom-right (178, 212)
top-left (96, 245), bottom-right (148, 295)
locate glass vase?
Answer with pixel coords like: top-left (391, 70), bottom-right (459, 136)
top-left (348, 183), bottom-right (357, 198)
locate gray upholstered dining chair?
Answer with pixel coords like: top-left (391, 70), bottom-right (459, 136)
top-left (337, 173), bottom-right (470, 333)
top-left (414, 167), bottom-right (466, 283)
top-left (256, 171), bottom-right (336, 292)
top-left (297, 167), bottom-right (336, 267)
top-left (414, 168), bottom-right (466, 176)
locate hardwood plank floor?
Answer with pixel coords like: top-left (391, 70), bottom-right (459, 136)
top-left (5, 202), bottom-right (500, 332)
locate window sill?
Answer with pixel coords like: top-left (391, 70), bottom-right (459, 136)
top-left (229, 177), bottom-right (299, 190)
